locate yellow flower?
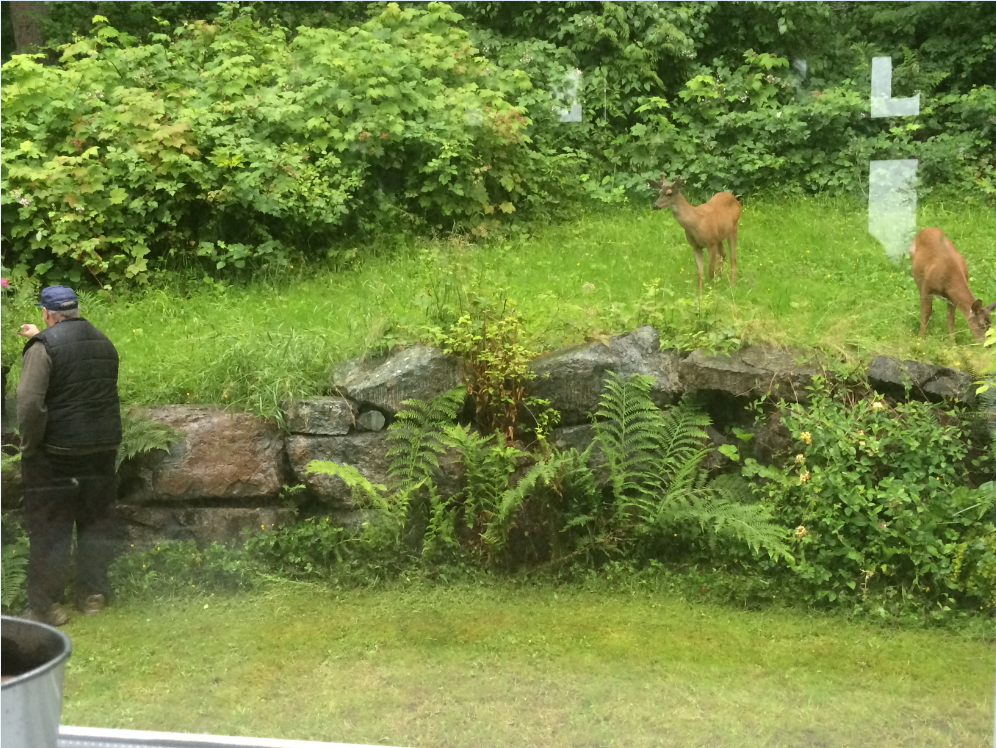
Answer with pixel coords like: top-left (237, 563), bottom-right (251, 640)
top-left (794, 525), bottom-right (807, 538)
top-left (872, 401), bottom-right (885, 411)
top-left (261, 524), bottom-right (265, 530)
top-left (799, 470), bottom-right (811, 484)
top-left (795, 454), bottom-right (805, 464)
top-left (800, 431), bottom-right (812, 445)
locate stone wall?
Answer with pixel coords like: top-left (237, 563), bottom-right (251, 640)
top-left (1, 326), bottom-right (980, 546)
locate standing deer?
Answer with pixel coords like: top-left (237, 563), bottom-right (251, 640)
top-left (647, 174), bottom-right (741, 293)
top-left (909, 227), bottom-right (994, 343)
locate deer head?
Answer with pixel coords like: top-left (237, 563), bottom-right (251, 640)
top-left (968, 300), bottom-right (996, 343)
top-left (648, 173), bottom-right (684, 211)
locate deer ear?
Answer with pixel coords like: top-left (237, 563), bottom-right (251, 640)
top-left (673, 176), bottom-right (684, 190)
top-left (647, 179), bottom-right (662, 189)
top-left (985, 301), bottom-right (996, 313)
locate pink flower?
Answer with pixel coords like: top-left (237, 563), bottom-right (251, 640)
top-left (1, 278), bottom-right (8, 289)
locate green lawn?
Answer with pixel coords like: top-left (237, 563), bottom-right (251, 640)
top-left (6, 197), bottom-right (994, 418)
top-left (61, 583), bottom-right (994, 748)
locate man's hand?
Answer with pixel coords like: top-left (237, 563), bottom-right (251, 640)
top-left (18, 324), bottom-right (39, 339)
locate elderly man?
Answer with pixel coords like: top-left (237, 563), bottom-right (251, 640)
top-left (18, 285), bottom-right (121, 626)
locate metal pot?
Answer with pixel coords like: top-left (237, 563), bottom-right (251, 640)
top-left (2, 615), bottom-right (72, 748)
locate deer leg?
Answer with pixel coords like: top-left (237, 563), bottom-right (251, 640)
top-left (947, 300), bottom-right (957, 340)
top-left (918, 293), bottom-right (933, 337)
top-left (729, 228), bottom-right (738, 287)
top-left (707, 245), bottom-right (717, 281)
top-left (693, 247), bottom-right (705, 294)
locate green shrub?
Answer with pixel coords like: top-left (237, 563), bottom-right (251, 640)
top-left (744, 376), bottom-right (996, 609)
top-left (1, 3), bottom-right (581, 285)
top-left (108, 539), bottom-right (254, 599)
top-left (242, 515), bottom-right (362, 581)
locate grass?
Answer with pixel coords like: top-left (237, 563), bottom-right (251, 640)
top-left (60, 582), bottom-right (994, 748)
top-left (4, 196), bottom-right (995, 417)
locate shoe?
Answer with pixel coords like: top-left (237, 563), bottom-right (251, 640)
top-left (80, 594), bottom-right (106, 616)
top-left (27, 603), bottom-right (69, 627)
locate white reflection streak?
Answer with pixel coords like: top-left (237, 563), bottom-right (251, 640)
top-left (870, 57), bottom-right (919, 118)
top-left (868, 160), bottom-right (918, 260)
top-left (558, 68), bottom-right (582, 123)
top-left (868, 57), bottom-right (919, 259)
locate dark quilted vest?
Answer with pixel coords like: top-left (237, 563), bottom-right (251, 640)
top-left (23, 318), bottom-right (121, 450)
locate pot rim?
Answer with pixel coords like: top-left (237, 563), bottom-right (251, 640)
top-left (1, 614), bottom-right (73, 689)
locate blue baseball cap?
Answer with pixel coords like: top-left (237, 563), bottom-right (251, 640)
top-left (35, 285), bottom-right (79, 312)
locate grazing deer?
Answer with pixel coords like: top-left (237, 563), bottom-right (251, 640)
top-left (647, 174), bottom-right (741, 293)
top-left (909, 227), bottom-right (994, 343)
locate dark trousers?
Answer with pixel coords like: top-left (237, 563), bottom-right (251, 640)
top-left (22, 450), bottom-right (117, 611)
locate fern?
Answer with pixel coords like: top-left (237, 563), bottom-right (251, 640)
top-left (117, 409), bottom-right (185, 472)
top-left (420, 484), bottom-right (459, 566)
top-left (593, 372), bottom-right (664, 501)
top-left (306, 459), bottom-right (412, 555)
top-left (386, 388), bottom-right (464, 493)
top-left (593, 371), bottom-right (790, 560)
top-left (1, 514), bottom-right (29, 612)
top-left (442, 423), bottom-right (524, 527)
top-left (305, 461), bottom-right (388, 502)
top-left (483, 450), bottom-right (569, 550)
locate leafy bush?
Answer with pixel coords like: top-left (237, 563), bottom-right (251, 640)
top-left (424, 303), bottom-right (559, 442)
top-left (108, 539), bottom-right (254, 599)
top-left (1, 3), bottom-right (581, 285)
top-left (744, 376), bottom-right (996, 609)
top-left (242, 514), bottom-right (361, 581)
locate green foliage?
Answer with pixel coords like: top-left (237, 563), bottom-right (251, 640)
top-left (300, 461), bottom-right (412, 573)
top-left (117, 408), bottom-right (184, 471)
top-left (427, 302), bottom-right (559, 441)
top-left (461, 2), bottom-right (996, 201)
top-left (242, 515), bottom-right (357, 581)
top-left (744, 376), bottom-right (996, 610)
top-left (386, 387), bottom-right (465, 493)
top-left (108, 539), bottom-right (254, 600)
top-left (1, 514), bottom-right (29, 613)
top-left (949, 483), bottom-right (996, 609)
top-left (591, 372), bottom-right (790, 560)
top-left (1, 3), bottom-right (581, 284)
top-left (5, 3), bottom-right (995, 287)
top-left (0, 273), bottom-right (40, 368)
